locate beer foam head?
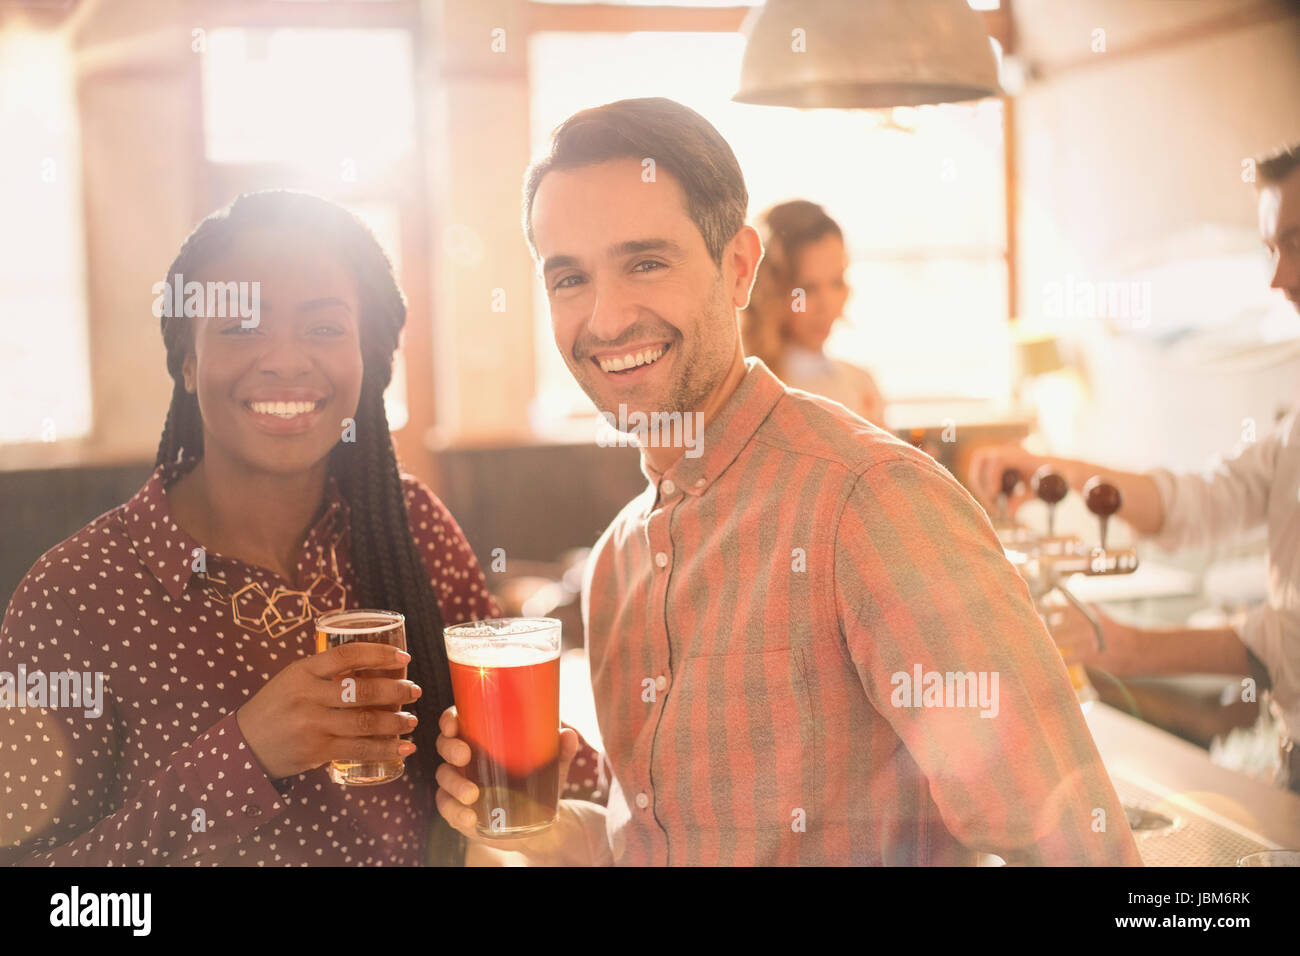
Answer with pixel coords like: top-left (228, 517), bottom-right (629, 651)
top-left (317, 609), bottom-right (404, 634)
top-left (444, 617), bottom-right (561, 667)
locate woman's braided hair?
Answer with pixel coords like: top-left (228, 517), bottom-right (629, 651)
top-left (155, 190), bottom-right (463, 864)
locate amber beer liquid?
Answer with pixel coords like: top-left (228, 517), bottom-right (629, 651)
top-left (315, 609), bottom-right (408, 786)
top-left (445, 618), bottom-right (561, 838)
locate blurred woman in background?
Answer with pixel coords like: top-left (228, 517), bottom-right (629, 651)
top-left (742, 200), bottom-right (886, 426)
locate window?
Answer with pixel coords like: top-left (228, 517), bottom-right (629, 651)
top-left (201, 28), bottom-right (415, 176)
top-left (527, 29), bottom-right (1010, 430)
top-left (0, 27), bottom-right (91, 445)
top-left (199, 28), bottom-right (417, 430)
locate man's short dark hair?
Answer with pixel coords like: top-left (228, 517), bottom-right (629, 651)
top-left (1256, 142), bottom-right (1300, 185)
top-left (522, 97), bottom-right (748, 266)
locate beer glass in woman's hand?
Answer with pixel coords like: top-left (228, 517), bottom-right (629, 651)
top-left (316, 609), bottom-right (412, 785)
top-left (236, 617), bottom-right (421, 782)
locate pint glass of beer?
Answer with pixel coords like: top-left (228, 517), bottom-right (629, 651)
top-left (316, 608), bottom-right (408, 786)
top-left (444, 618), bottom-right (562, 838)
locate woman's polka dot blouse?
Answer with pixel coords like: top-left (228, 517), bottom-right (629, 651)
top-left (0, 459), bottom-right (606, 866)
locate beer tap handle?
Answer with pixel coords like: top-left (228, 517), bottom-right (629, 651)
top-left (997, 467), bottom-right (1022, 524)
top-left (1070, 476), bottom-right (1138, 576)
top-left (1082, 476), bottom-right (1121, 551)
top-left (1032, 466), bottom-right (1068, 539)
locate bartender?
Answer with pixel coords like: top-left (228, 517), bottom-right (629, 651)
top-left (970, 142), bottom-right (1300, 794)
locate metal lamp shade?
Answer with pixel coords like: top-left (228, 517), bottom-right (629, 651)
top-left (734, 0), bottom-right (1002, 108)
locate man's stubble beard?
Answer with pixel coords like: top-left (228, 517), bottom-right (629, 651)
top-left (575, 270), bottom-right (737, 419)
top-left (659, 272), bottom-right (735, 415)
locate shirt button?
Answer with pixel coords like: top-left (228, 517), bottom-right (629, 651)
top-left (655, 675), bottom-right (668, 692)
top-left (244, 804), bottom-right (262, 817)
top-left (654, 552), bottom-right (669, 569)
top-left (661, 479), bottom-right (676, 497)
top-left (635, 792), bottom-right (650, 809)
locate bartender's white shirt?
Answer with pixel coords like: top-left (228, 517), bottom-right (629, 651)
top-left (1147, 406), bottom-right (1300, 741)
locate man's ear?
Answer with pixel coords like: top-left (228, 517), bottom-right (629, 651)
top-left (726, 224), bottom-right (764, 310)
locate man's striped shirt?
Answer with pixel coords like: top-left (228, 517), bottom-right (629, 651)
top-left (582, 358), bottom-right (1142, 866)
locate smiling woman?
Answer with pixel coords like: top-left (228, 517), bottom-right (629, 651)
top-left (0, 191), bottom-right (600, 866)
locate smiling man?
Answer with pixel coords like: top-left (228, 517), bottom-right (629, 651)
top-left (434, 97), bottom-right (1142, 866)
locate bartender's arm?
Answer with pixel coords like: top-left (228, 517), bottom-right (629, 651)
top-left (969, 421), bottom-right (1277, 546)
top-left (969, 446), bottom-right (1166, 534)
top-left (970, 431), bottom-right (1280, 682)
top-left (1048, 606), bottom-right (1262, 685)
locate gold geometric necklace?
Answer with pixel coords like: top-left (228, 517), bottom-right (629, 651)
top-left (198, 538), bottom-right (347, 639)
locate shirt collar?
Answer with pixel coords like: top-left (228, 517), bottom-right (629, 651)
top-left (640, 357), bottom-right (785, 498)
top-left (122, 457), bottom-right (350, 600)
